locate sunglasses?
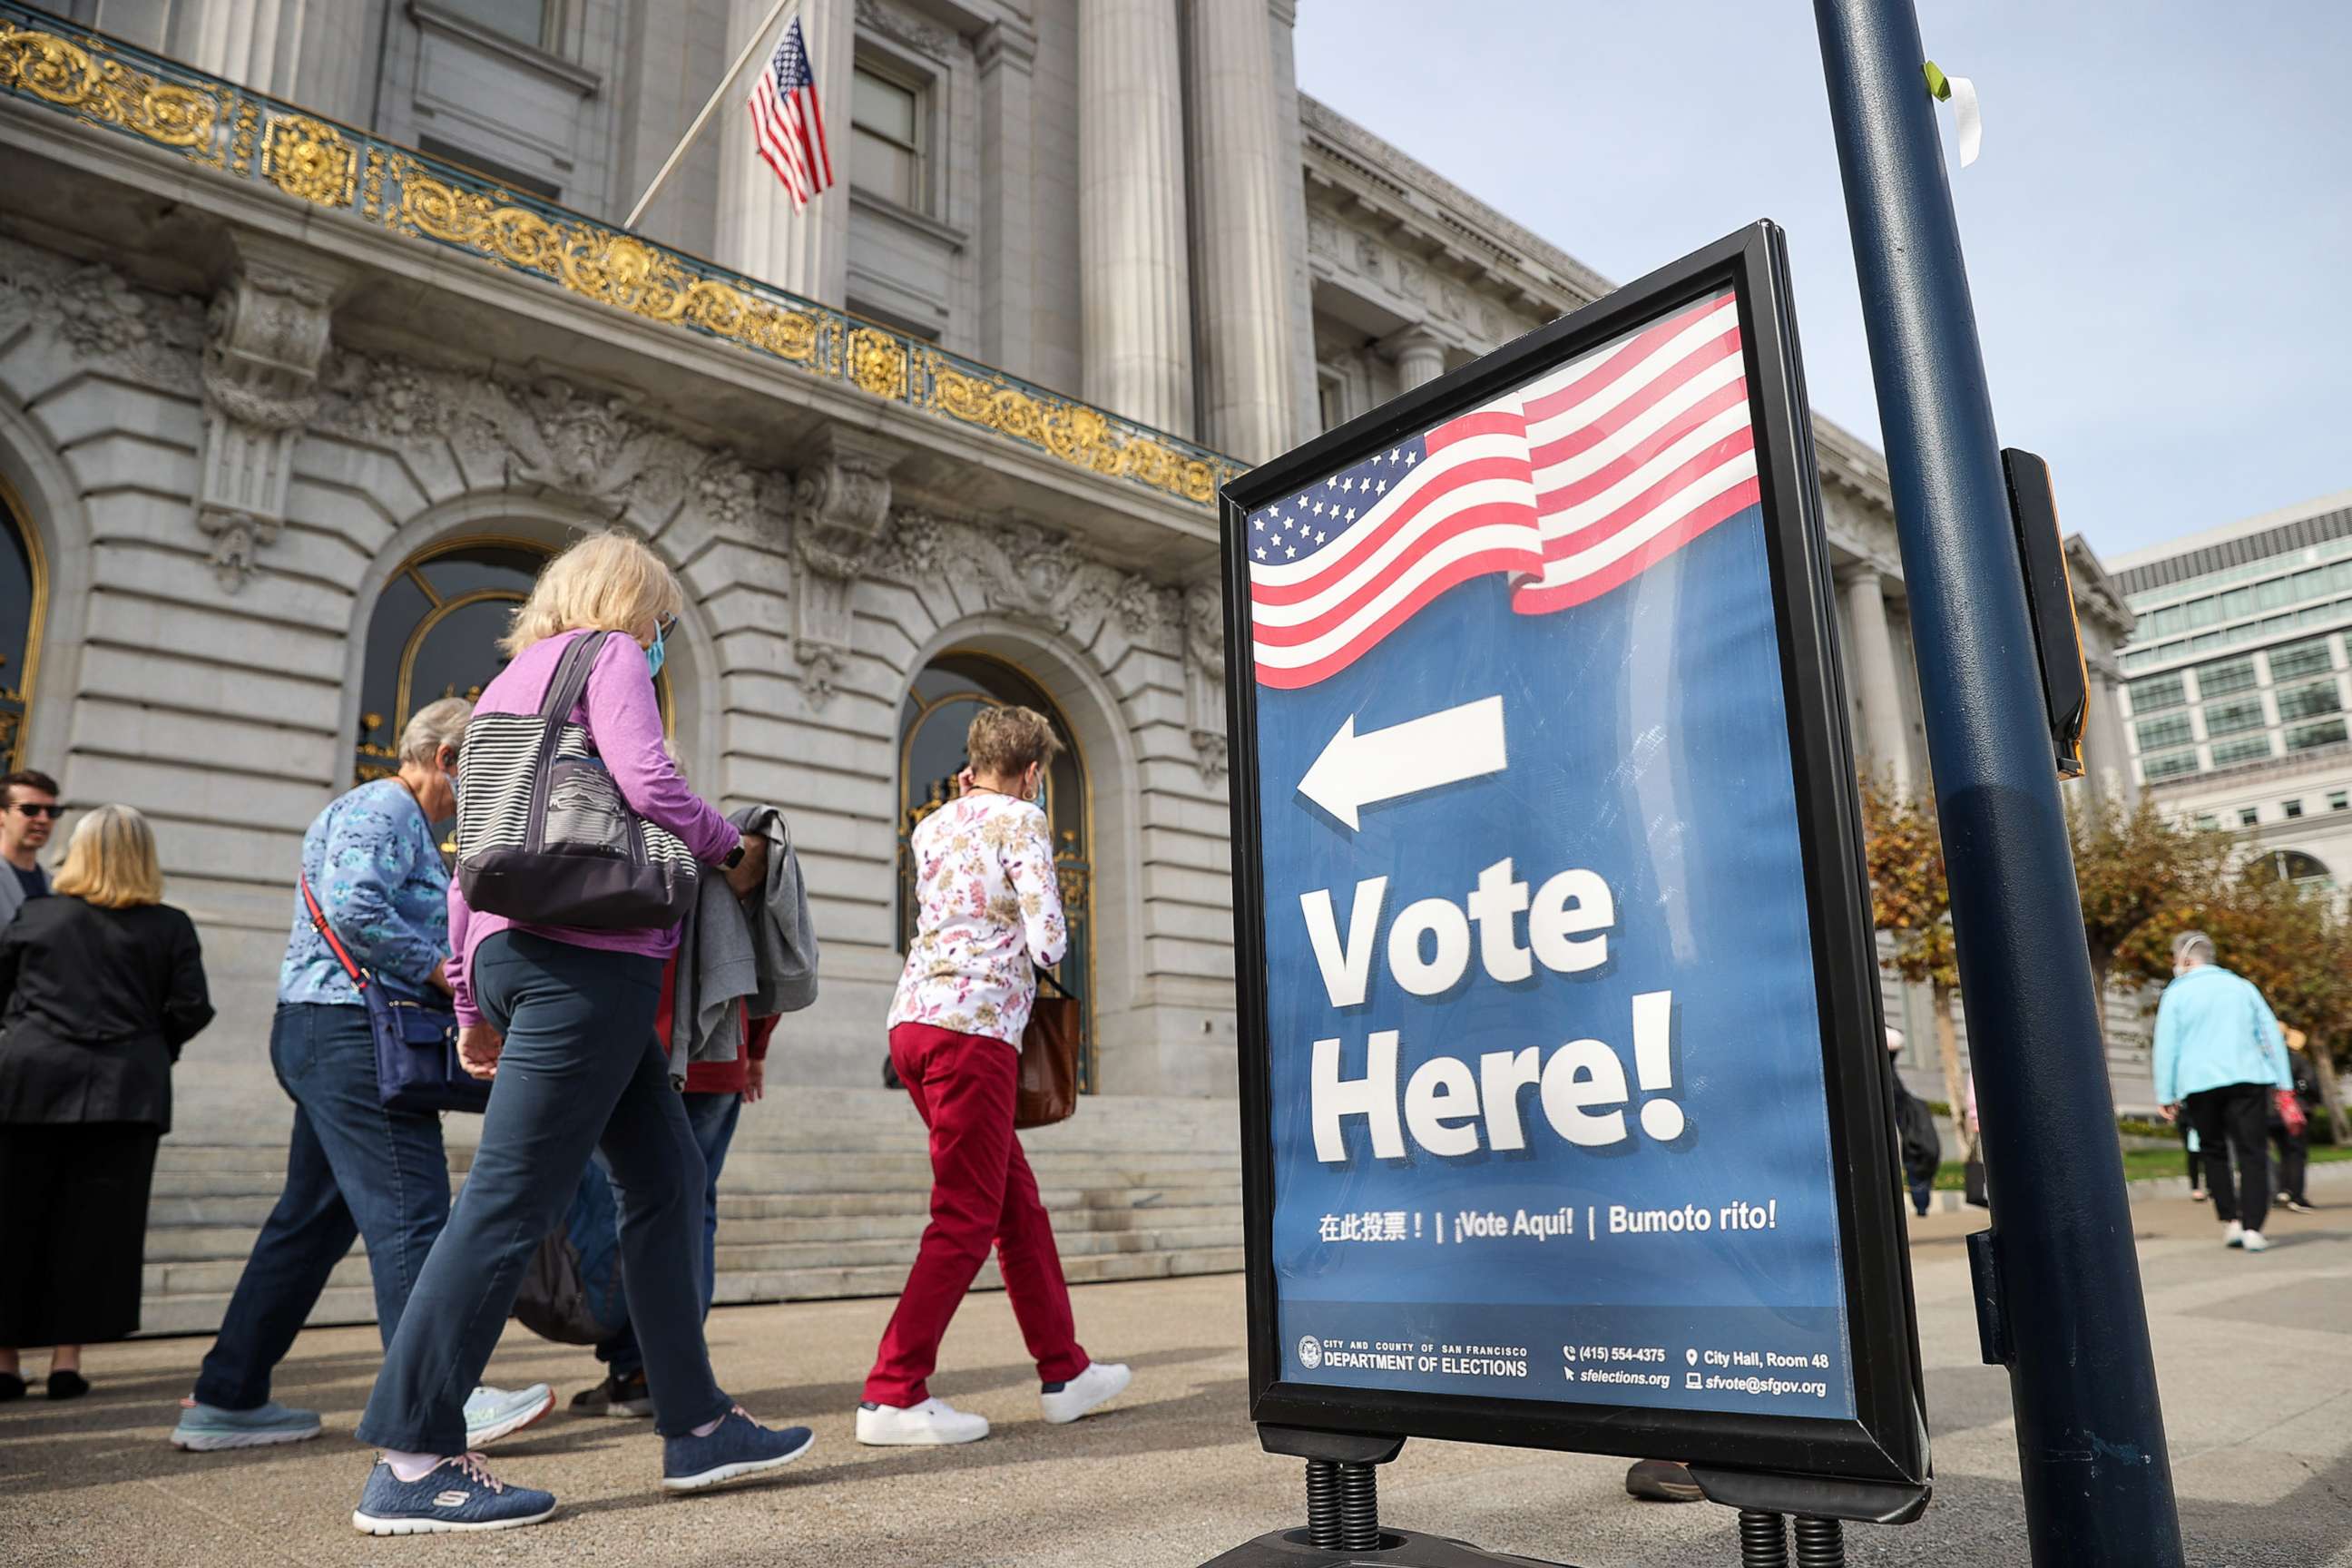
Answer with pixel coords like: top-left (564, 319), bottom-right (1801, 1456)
top-left (654, 613), bottom-right (678, 640)
top-left (9, 804), bottom-right (63, 818)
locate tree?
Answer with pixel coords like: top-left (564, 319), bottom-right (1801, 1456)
top-left (2065, 791), bottom-right (2230, 1003)
top-left (1857, 774), bottom-right (1973, 1161)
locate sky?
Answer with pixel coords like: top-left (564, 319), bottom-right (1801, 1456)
top-left (1292, 2), bottom-right (2351, 563)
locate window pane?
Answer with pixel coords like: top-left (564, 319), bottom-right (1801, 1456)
top-left (2201, 698), bottom-right (2267, 737)
top-left (2195, 657), bottom-right (2258, 699)
top-left (441, 0), bottom-right (547, 45)
top-left (2186, 596), bottom-right (2220, 628)
top-left (2328, 790), bottom-right (2349, 811)
top-left (852, 69), bottom-right (918, 142)
top-left (2220, 585), bottom-right (2257, 620)
top-left (2129, 674), bottom-right (2186, 713)
top-left (2268, 640), bottom-right (2334, 681)
top-left (2135, 714), bottom-right (2195, 751)
top-left (2286, 719), bottom-right (2349, 752)
top-left (2238, 807), bottom-right (2259, 827)
top-left (2277, 681), bottom-right (2344, 720)
top-left (852, 130), bottom-right (916, 204)
top-left (2210, 734), bottom-right (2272, 767)
top-left (2141, 750), bottom-right (2200, 781)
top-left (2283, 799), bottom-right (2305, 819)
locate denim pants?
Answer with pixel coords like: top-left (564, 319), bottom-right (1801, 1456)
top-left (193, 1003), bottom-right (449, 1411)
top-left (597, 1089), bottom-right (742, 1380)
top-left (355, 932), bottom-right (729, 1452)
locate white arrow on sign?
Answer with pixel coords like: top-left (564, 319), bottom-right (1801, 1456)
top-left (1297, 695), bottom-right (1507, 830)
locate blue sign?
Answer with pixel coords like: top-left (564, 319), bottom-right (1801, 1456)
top-left (1235, 283), bottom-right (1857, 1424)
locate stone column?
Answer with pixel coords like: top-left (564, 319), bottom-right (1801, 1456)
top-left (976, 18), bottom-right (1038, 373)
top-left (1080, 0), bottom-right (1193, 436)
top-left (169, 0), bottom-right (377, 122)
top-left (1843, 568), bottom-right (1913, 793)
top-left (1189, 0), bottom-right (1293, 463)
top-left (717, 0), bottom-right (852, 306)
top-left (1267, 0), bottom-right (1318, 443)
top-left (1388, 326), bottom-right (1448, 391)
top-left (2085, 665), bottom-right (2137, 802)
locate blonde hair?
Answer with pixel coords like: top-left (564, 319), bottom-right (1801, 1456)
top-left (52, 804), bottom-right (163, 909)
top-left (968, 705), bottom-right (1061, 779)
top-left (499, 531), bottom-right (683, 657)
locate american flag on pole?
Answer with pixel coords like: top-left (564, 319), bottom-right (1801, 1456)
top-left (746, 17), bottom-right (834, 211)
top-left (1245, 291), bottom-right (1759, 689)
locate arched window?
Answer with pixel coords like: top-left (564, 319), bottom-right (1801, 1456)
top-left (2247, 848), bottom-right (2333, 889)
top-left (355, 540), bottom-right (553, 783)
top-left (0, 479), bottom-right (45, 772)
top-left (898, 652), bottom-right (1095, 1090)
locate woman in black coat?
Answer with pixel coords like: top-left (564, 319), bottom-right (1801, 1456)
top-left (0, 804), bottom-right (212, 1399)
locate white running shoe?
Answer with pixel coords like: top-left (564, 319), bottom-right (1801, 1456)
top-left (2223, 1220), bottom-right (2245, 1248)
top-left (856, 1396), bottom-right (990, 1446)
top-left (2241, 1230), bottom-right (2270, 1253)
top-left (466, 1384), bottom-right (554, 1447)
top-left (1040, 1361), bottom-right (1132, 1426)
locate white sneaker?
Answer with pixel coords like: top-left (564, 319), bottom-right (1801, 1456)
top-left (856, 1396), bottom-right (989, 1446)
top-left (1040, 1361), bottom-right (1132, 1426)
top-left (465, 1384), bottom-right (554, 1447)
top-left (2223, 1220), bottom-right (2245, 1248)
top-left (2241, 1230), bottom-right (2270, 1253)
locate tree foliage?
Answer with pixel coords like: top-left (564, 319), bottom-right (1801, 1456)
top-left (2065, 791), bottom-right (2230, 1000)
top-left (1856, 773), bottom-right (1971, 1156)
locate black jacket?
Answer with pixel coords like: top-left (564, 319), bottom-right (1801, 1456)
top-left (0, 897), bottom-right (213, 1131)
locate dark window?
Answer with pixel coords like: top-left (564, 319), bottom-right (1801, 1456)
top-left (2135, 713), bottom-right (2194, 752)
top-left (2201, 697), bottom-right (2267, 738)
top-left (2283, 799), bottom-right (2305, 819)
top-left (2278, 681), bottom-right (2344, 721)
top-left (2194, 656), bottom-right (2258, 699)
top-left (2238, 807), bottom-right (2259, 828)
top-left (2141, 750), bottom-right (2199, 782)
top-left (2269, 639), bottom-right (2336, 682)
top-left (2210, 734), bottom-right (2272, 767)
top-left (2129, 673), bottom-right (2187, 713)
top-left (851, 66), bottom-right (923, 209)
top-left (2286, 719), bottom-right (2348, 752)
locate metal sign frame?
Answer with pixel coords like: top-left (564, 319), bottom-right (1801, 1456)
top-left (1218, 222), bottom-right (1928, 1491)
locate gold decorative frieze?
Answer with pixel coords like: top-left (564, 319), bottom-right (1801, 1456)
top-left (0, 1), bottom-right (1239, 511)
top-left (261, 111), bottom-right (355, 207)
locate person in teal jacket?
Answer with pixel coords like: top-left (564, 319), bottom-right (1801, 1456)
top-left (2154, 930), bottom-right (2290, 1252)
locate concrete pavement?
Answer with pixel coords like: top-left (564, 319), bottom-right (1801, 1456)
top-left (4, 1179), bottom-right (2349, 1566)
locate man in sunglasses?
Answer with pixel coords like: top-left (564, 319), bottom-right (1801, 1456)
top-left (0, 771), bottom-right (61, 928)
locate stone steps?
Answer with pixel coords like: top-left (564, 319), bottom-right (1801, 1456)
top-left (136, 1091), bottom-right (1246, 1338)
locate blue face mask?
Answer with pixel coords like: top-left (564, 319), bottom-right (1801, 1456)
top-left (645, 615), bottom-right (673, 680)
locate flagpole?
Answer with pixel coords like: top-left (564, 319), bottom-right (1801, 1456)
top-left (623, 0), bottom-right (800, 230)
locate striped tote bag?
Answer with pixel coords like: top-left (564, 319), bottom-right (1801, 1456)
top-left (455, 630), bottom-right (702, 929)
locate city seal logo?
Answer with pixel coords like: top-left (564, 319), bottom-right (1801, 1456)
top-left (1298, 1335), bottom-right (1321, 1371)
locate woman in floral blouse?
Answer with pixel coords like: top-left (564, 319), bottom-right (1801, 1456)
top-left (857, 706), bottom-right (1129, 1446)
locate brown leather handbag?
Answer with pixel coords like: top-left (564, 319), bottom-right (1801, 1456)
top-left (1016, 967), bottom-right (1082, 1130)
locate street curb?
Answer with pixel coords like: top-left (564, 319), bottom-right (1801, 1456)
top-left (1921, 1152), bottom-right (2352, 1215)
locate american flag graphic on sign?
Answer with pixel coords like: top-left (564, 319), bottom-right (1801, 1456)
top-left (746, 18), bottom-right (834, 212)
top-left (1246, 291), bottom-right (1759, 689)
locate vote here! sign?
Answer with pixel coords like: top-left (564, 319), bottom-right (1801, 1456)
top-left (1220, 227), bottom-right (1926, 1479)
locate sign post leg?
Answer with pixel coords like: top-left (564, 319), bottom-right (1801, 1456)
top-left (1811, 1), bottom-right (2184, 1562)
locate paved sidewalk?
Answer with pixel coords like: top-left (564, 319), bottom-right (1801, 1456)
top-left (4, 1186), bottom-right (2349, 1566)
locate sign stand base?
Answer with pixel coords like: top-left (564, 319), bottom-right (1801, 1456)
top-left (1196, 1428), bottom-right (1580, 1568)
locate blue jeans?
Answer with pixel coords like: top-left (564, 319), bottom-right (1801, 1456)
top-left (598, 1089), bottom-right (742, 1379)
top-left (193, 1004), bottom-right (451, 1411)
top-left (355, 933), bottom-right (730, 1451)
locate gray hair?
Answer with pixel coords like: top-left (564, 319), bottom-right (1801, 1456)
top-left (2171, 930), bottom-right (2215, 967)
top-left (397, 697), bottom-right (473, 767)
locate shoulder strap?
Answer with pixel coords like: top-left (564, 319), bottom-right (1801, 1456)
top-left (538, 629), bottom-right (613, 725)
top-left (298, 872), bottom-right (368, 991)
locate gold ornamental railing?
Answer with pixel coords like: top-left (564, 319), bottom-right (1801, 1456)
top-left (0, 2), bottom-right (1238, 511)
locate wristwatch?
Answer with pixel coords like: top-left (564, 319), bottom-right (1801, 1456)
top-left (720, 844), bottom-right (746, 871)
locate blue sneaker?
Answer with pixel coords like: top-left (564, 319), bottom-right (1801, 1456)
top-left (465, 1383), bottom-right (554, 1446)
top-left (351, 1453), bottom-right (556, 1535)
top-left (661, 1406), bottom-right (816, 1493)
top-left (171, 1400), bottom-right (322, 1452)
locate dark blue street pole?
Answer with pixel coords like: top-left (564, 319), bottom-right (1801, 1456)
top-left (1812, 2), bottom-right (2185, 1563)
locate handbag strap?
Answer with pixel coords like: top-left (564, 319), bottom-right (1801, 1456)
top-left (520, 629), bottom-right (614, 851)
top-left (1034, 965), bottom-right (1073, 1000)
top-left (298, 872), bottom-right (370, 994)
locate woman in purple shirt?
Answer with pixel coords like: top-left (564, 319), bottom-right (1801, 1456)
top-left (350, 533), bottom-right (813, 1534)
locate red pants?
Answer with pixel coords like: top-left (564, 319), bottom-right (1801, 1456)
top-left (863, 1023), bottom-right (1088, 1406)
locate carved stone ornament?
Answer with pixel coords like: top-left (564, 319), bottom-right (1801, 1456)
top-left (1182, 581), bottom-right (1229, 786)
top-left (0, 236), bottom-right (205, 393)
top-left (195, 240), bottom-right (346, 591)
top-left (855, 0), bottom-right (956, 60)
top-left (789, 430), bottom-right (906, 707)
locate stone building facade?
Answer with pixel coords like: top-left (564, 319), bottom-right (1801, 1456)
top-left (0, 1), bottom-right (2138, 1185)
